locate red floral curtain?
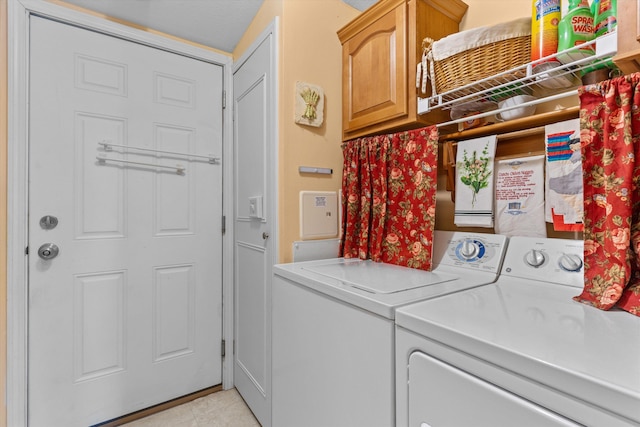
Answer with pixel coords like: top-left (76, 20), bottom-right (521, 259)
top-left (341, 134), bottom-right (389, 261)
top-left (576, 73), bottom-right (640, 316)
top-left (340, 126), bottom-right (439, 271)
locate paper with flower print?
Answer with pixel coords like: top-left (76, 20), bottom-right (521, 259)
top-left (576, 73), bottom-right (640, 317)
top-left (454, 135), bottom-right (497, 228)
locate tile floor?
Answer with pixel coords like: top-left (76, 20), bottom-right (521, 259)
top-left (122, 388), bottom-right (261, 427)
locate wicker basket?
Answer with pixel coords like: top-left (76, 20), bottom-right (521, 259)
top-left (424, 20), bottom-right (531, 96)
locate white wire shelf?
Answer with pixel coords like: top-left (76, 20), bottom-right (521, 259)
top-left (418, 31), bottom-right (618, 129)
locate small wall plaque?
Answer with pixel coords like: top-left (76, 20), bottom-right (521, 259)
top-left (295, 81), bottom-right (324, 127)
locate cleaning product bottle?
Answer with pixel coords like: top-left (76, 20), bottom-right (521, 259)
top-left (531, 0), bottom-right (562, 70)
top-left (581, 0), bottom-right (617, 82)
top-left (532, 0), bottom-right (574, 88)
top-left (594, 0), bottom-right (617, 37)
top-left (590, 0), bottom-right (601, 17)
top-left (557, 0), bottom-right (594, 64)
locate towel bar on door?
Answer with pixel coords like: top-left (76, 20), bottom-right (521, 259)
top-left (98, 141), bottom-right (220, 164)
top-left (96, 154), bottom-right (185, 175)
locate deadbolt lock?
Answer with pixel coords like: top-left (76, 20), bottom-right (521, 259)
top-left (40, 215), bottom-right (59, 230)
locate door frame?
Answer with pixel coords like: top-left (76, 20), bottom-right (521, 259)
top-left (7, 1), bottom-right (235, 425)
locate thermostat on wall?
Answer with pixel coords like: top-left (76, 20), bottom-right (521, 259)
top-left (299, 191), bottom-right (338, 240)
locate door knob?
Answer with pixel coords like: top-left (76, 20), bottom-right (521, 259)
top-left (38, 243), bottom-right (59, 260)
top-left (262, 232), bottom-right (269, 240)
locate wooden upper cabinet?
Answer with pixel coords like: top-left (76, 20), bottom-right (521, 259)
top-left (342, 5), bottom-right (407, 135)
top-left (613, 0), bottom-right (640, 74)
top-left (338, 0), bottom-right (468, 141)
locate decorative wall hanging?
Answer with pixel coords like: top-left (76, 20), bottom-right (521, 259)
top-left (544, 119), bottom-right (584, 232)
top-left (454, 135), bottom-right (497, 228)
top-left (295, 81), bottom-right (324, 127)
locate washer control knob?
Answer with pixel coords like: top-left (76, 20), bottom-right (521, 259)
top-left (559, 253), bottom-right (583, 272)
top-left (525, 249), bottom-right (546, 267)
top-left (459, 239), bottom-right (479, 260)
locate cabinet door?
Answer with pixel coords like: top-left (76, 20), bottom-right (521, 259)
top-left (342, 3), bottom-right (407, 135)
top-left (613, 0), bottom-right (640, 74)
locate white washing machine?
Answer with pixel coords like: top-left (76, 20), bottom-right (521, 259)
top-left (395, 236), bottom-right (640, 427)
top-left (271, 231), bottom-right (507, 427)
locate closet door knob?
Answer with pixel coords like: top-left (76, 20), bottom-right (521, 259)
top-left (38, 243), bottom-right (60, 260)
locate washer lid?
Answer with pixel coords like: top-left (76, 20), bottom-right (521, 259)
top-left (274, 257), bottom-right (502, 320)
top-left (301, 259), bottom-right (457, 294)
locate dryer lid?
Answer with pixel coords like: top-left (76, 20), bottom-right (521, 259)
top-left (395, 278), bottom-right (640, 424)
top-left (301, 259), bottom-right (457, 294)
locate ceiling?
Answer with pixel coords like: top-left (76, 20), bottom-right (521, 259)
top-left (61, 0), bottom-right (377, 53)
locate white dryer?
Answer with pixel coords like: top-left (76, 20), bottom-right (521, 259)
top-left (395, 236), bottom-right (640, 427)
top-left (271, 231), bottom-right (507, 427)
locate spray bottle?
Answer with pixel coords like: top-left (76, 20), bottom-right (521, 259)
top-left (557, 0), bottom-right (594, 64)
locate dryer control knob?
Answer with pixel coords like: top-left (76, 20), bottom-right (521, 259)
top-left (459, 239), bottom-right (479, 260)
top-left (559, 253), bottom-right (583, 272)
top-left (525, 249), bottom-right (546, 267)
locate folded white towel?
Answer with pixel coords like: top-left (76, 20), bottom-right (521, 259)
top-left (455, 135), bottom-right (497, 228)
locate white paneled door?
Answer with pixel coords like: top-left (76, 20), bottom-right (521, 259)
top-left (28, 17), bottom-right (223, 427)
top-left (233, 22), bottom-right (278, 427)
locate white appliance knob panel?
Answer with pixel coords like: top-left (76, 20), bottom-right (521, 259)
top-left (435, 231), bottom-right (507, 272)
top-left (525, 249), bottom-right (546, 268)
top-left (558, 253), bottom-right (583, 272)
top-left (455, 239), bottom-right (486, 262)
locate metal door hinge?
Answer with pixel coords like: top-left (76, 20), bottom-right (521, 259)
top-left (222, 215), bottom-right (226, 234)
top-left (221, 339), bottom-right (226, 358)
top-left (25, 246), bottom-right (29, 255)
top-left (222, 90), bottom-right (226, 109)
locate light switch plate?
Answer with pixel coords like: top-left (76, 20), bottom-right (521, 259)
top-left (249, 196), bottom-right (263, 219)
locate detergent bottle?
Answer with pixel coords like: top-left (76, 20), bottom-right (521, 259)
top-left (581, 0), bottom-right (618, 81)
top-left (532, 0), bottom-right (575, 87)
top-left (594, 0), bottom-right (617, 37)
top-left (557, 0), bottom-right (594, 64)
